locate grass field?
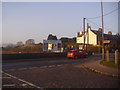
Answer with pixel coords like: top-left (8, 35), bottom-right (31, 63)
top-left (100, 59), bottom-right (120, 68)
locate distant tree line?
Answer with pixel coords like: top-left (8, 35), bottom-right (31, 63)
top-left (2, 39), bottom-right (43, 54)
top-left (2, 33), bottom-right (119, 54)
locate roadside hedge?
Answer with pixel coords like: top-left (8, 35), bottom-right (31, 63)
top-left (2, 52), bottom-right (67, 60)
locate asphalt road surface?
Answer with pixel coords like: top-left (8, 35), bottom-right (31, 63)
top-left (3, 55), bottom-right (101, 70)
top-left (2, 54), bottom-right (119, 88)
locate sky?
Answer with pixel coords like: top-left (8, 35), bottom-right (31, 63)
top-left (2, 1), bottom-right (119, 45)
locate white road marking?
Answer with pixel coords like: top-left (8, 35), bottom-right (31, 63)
top-left (3, 84), bottom-right (15, 87)
top-left (2, 71), bottom-right (43, 89)
top-left (63, 64), bottom-right (69, 66)
top-left (2, 77), bottom-right (11, 79)
top-left (22, 84), bottom-right (27, 87)
top-left (18, 68), bottom-right (27, 70)
top-left (28, 67), bottom-right (37, 69)
top-left (57, 64), bottom-right (63, 67)
top-left (8, 69), bottom-right (15, 71)
top-left (3, 63), bottom-right (76, 72)
top-left (40, 66), bottom-right (47, 68)
top-left (48, 65), bottom-right (55, 67)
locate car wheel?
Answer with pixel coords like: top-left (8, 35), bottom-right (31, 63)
top-left (74, 56), bottom-right (78, 59)
top-left (83, 55), bottom-right (87, 58)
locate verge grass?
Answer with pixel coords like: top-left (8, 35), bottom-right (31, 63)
top-left (100, 59), bottom-right (120, 68)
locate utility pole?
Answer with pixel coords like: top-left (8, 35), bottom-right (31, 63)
top-left (101, 0), bottom-right (105, 60)
top-left (86, 23), bottom-right (89, 52)
top-left (83, 18), bottom-right (86, 50)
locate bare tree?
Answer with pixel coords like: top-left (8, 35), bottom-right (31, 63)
top-left (16, 41), bottom-right (24, 46)
top-left (25, 39), bottom-right (35, 44)
top-left (6, 43), bottom-right (15, 48)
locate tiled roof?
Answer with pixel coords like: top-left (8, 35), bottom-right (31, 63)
top-left (91, 30), bottom-right (120, 40)
top-left (91, 30), bottom-right (102, 36)
top-left (91, 30), bottom-right (120, 45)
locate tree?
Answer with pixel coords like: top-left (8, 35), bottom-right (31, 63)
top-left (25, 39), bottom-right (35, 44)
top-left (6, 43), bottom-right (15, 48)
top-left (16, 41), bottom-right (24, 46)
top-left (47, 34), bottom-right (57, 40)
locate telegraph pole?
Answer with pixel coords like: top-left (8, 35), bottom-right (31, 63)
top-left (83, 18), bottom-right (86, 50)
top-left (101, 0), bottom-right (105, 60)
top-left (86, 23), bottom-right (89, 52)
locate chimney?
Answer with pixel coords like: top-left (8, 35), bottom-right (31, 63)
top-left (77, 32), bottom-right (80, 37)
top-left (98, 28), bottom-right (102, 32)
top-left (108, 31), bottom-right (112, 35)
top-left (116, 33), bottom-right (120, 36)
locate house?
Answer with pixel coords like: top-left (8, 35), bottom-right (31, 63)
top-left (77, 26), bottom-right (120, 46)
top-left (43, 40), bottom-right (62, 52)
top-left (43, 34), bottom-right (62, 52)
top-left (77, 26), bottom-right (97, 45)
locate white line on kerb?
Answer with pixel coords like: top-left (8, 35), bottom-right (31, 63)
top-left (2, 71), bottom-right (43, 89)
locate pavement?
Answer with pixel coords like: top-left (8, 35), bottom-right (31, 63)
top-left (81, 59), bottom-right (120, 78)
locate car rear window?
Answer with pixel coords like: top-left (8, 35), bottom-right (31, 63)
top-left (68, 51), bottom-right (73, 53)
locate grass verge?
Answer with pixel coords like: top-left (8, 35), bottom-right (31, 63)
top-left (100, 59), bottom-right (120, 68)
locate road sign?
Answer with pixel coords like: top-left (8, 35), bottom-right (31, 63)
top-left (103, 40), bottom-right (110, 43)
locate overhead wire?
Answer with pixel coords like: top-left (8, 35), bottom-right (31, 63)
top-left (85, 3), bottom-right (119, 31)
top-left (80, 3), bottom-right (119, 32)
top-left (86, 18), bottom-right (100, 28)
top-left (87, 6), bottom-right (120, 19)
top-left (85, 18), bottom-right (112, 31)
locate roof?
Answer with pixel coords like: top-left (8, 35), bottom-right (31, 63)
top-left (91, 30), bottom-right (102, 36)
top-left (91, 30), bottom-right (120, 40)
top-left (104, 34), bottom-right (119, 40)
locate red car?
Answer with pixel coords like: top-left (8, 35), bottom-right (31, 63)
top-left (67, 50), bottom-right (88, 59)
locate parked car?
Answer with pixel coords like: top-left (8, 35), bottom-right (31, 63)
top-left (67, 50), bottom-right (88, 59)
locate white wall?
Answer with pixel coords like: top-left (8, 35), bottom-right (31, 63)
top-left (88, 29), bottom-right (97, 45)
top-left (43, 40), bottom-right (62, 51)
top-left (76, 28), bottom-right (97, 45)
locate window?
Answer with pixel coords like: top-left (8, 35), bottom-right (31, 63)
top-left (58, 43), bottom-right (61, 49)
top-left (77, 50), bottom-right (83, 53)
top-left (48, 44), bottom-right (53, 50)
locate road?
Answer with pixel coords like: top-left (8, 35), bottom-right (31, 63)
top-left (2, 54), bottom-right (119, 88)
top-left (3, 54), bottom-right (101, 70)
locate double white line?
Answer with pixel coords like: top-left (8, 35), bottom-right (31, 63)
top-left (2, 71), bottom-right (43, 89)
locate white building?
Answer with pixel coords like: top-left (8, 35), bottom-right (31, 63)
top-left (77, 26), bottom-right (101, 45)
top-left (43, 40), bottom-right (62, 52)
